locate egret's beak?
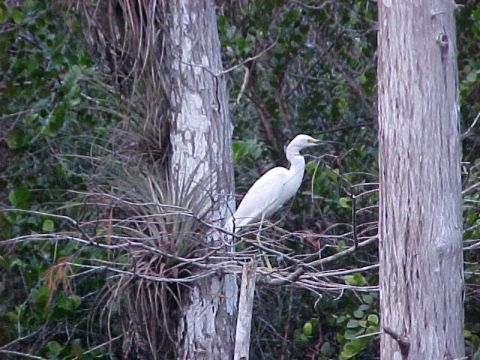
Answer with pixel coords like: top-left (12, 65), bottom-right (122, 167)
top-left (311, 139), bottom-right (339, 145)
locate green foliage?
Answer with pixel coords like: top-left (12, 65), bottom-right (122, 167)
top-left (274, 290), bottom-right (379, 360)
top-left (0, 0), bottom-right (120, 357)
top-left (461, 2), bottom-right (480, 343)
top-left (232, 139), bottom-right (266, 164)
top-left (8, 186), bottom-right (31, 209)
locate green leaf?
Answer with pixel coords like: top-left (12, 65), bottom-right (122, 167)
top-left (366, 325), bottom-right (379, 334)
top-left (367, 314), bottom-right (379, 325)
top-left (10, 258), bottom-right (26, 270)
top-left (5, 311), bottom-right (17, 323)
top-left (217, 15), bottom-right (227, 33)
top-left (284, 8), bottom-right (300, 25)
top-left (320, 342), bottom-right (333, 356)
top-left (303, 321), bottom-right (313, 336)
top-left (71, 338), bottom-right (84, 358)
top-left (8, 186), bottom-right (31, 209)
top-left (346, 319), bottom-right (359, 329)
top-left (6, 129), bottom-right (27, 149)
top-left (272, 43), bottom-right (286, 57)
top-left (27, 216), bottom-right (39, 226)
top-left (354, 309), bottom-right (364, 319)
top-left (46, 340), bottom-right (63, 358)
top-left (299, 333), bottom-right (309, 342)
top-left (344, 274), bottom-right (367, 286)
top-left (362, 294), bottom-right (374, 304)
top-left (340, 347), bottom-right (358, 359)
top-left (359, 304), bottom-right (370, 311)
top-left (340, 339), bottom-right (366, 360)
top-left (467, 211), bottom-right (478, 225)
top-left (69, 97), bottom-right (81, 106)
top-left (359, 73), bottom-right (367, 85)
top-left (23, 112), bottom-right (39, 125)
top-left (0, 6), bottom-right (7, 23)
top-left (232, 139), bottom-right (264, 163)
top-left (31, 285), bottom-right (50, 308)
top-left (473, 8), bottom-right (480, 21)
top-left (67, 294), bottom-right (81, 311)
top-left (48, 102), bottom-right (67, 133)
top-left (336, 332), bottom-right (344, 343)
top-left (10, 9), bottom-right (24, 24)
top-left (336, 315), bottom-right (347, 325)
top-left (57, 294), bottom-right (82, 313)
top-left (339, 197), bottom-right (351, 209)
top-left (344, 328), bottom-right (364, 340)
top-left (42, 219), bottom-right (54, 232)
top-left (466, 71), bottom-right (477, 83)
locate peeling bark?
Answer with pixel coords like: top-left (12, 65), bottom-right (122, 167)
top-left (378, 1), bottom-right (464, 359)
top-left (161, 1), bottom-right (237, 359)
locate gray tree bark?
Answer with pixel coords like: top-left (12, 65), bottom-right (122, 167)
top-left (378, 1), bottom-right (464, 359)
top-left (161, 1), bottom-right (237, 359)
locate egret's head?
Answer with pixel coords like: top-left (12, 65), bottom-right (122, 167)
top-left (287, 134), bottom-right (322, 150)
top-left (286, 134), bottom-right (337, 158)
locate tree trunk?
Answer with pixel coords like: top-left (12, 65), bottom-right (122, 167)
top-left (162, 1), bottom-right (238, 359)
top-left (378, 1), bottom-right (464, 359)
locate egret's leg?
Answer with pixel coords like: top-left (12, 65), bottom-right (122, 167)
top-left (257, 213), bottom-right (265, 238)
top-left (227, 220), bottom-right (235, 252)
top-left (257, 213), bottom-right (272, 270)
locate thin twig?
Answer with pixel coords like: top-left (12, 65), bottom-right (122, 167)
top-left (0, 350), bottom-right (47, 360)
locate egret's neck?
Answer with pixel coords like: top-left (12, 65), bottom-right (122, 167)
top-left (286, 148), bottom-right (305, 173)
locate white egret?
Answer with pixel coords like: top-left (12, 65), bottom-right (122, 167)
top-left (225, 134), bottom-right (334, 233)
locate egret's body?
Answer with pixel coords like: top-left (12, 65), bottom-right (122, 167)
top-left (225, 134), bottom-right (328, 233)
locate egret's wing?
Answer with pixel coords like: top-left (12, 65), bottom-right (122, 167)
top-left (232, 167), bottom-right (288, 229)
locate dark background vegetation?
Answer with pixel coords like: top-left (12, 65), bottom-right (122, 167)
top-left (1, 0), bottom-right (479, 359)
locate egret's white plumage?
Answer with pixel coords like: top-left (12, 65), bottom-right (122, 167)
top-left (225, 134), bottom-right (330, 233)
